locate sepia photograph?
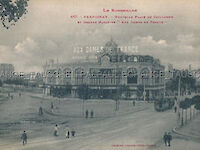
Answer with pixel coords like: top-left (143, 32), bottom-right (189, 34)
top-left (0, 0), bottom-right (200, 149)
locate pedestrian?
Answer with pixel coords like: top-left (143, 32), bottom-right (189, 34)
top-left (39, 106), bottom-right (43, 115)
top-left (85, 110), bottom-right (88, 119)
top-left (51, 102), bottom-right (54, 113)
top-left (175, 97), bottom-right (177, 102)
top-left (19, 93), bottom-right (21, 97)
top-left (90, 110), bottom-right (94, 118)
top-left (71, 130), bottom-right (75, 137)
top-left (174, 106), bottom-right (177, 113)
top-left (133, 100), bottom-right (135, 106)
top-left (178, 111), bottom-right (180, 120)
top-left (54, 124), bottom-right (59, 136)
top-left (163, 132), bottom-right (168, 146)
top-left (66, 130), bottom-right (70, 138)
top-left (51, 102), bottom-right (54, 109)
top-left (167, 132), bottom-right (172, 146)
top-left (21, 131), bottom-right (27, 145)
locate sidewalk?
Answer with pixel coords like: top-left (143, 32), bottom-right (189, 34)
top-left (151, 115), bottom-right (200, 150)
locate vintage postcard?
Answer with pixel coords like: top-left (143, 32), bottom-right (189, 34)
top-left (0, 0), bottom-right (200, 150)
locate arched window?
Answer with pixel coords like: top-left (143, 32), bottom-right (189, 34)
top-left (75, 68), bottom-right (85, 85)
top-left (140, 68), bottom-right (150, 85)
top-left (63, 68), bottom-right (72, 84)
top-left (127, 68), bottom-right (138, 84)
top-left (139, 56), bottom-right (144, 62)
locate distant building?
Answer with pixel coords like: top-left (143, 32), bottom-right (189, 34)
top-left (0, 63), bottom-right (14, 80)
top-left (166, 64), bottom-right (173, 79)
top-left (43, 39), bottom-right (165, 100)
top-left (23, 72), bottom-right (44, 87)
top-left (189, 64), bottom-right (192, 72)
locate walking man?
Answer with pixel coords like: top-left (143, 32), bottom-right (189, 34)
top-left (167, 132), bottom-right (172, 146)
top-left (66, 130), bottom-right (70, 138)
top-left (21, 131), bottom-right (27, 145)
top-left (54, 124), bottom-right (59, 136)
top-left (174, 106), bottom-right (177, 113)
top-left (163, 132), bottom-right (168, 146)
top-left (90, 110), bottom-right (94, 118)
top-left (71, 130), bottom-right (76, 137)
top-left (39, 106), bottom-right (43, 115)
top-left (51, 102), bottom-right (54, 109)
top-left (133, 100), bottom-right (135, 106)
top-left (85, 110), bottom-right (88, 119)
top-left (51, 102), bottom-right (54, 113)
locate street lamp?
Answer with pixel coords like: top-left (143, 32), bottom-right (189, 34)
top-left (178, 76), bottom-right (181, 110)
top-left (143, 81), bottom-right (146, 101)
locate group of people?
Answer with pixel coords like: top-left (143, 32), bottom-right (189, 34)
top-left (8, 92), bottom-right (22, 100)
top-left (54, 124), bottom-right (76, 138)
top-left (85, 110), bottom-right (94, 118)
top-left (21, 124), bottom-right (76, 146)
top-left (163, 132), bottom-right (172, 147)
top-left (65, 130), bottom-right (76, 138)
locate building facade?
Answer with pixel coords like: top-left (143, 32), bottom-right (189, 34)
top-left (43, 39), bottom-right (165, 100)
top-left (0, 63), bottom-right (14, 81)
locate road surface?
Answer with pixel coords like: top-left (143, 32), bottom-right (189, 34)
top-left (0, 91), bottom-right (177, 150)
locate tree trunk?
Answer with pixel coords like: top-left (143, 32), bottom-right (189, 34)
top-left (193, 108), bottom-right (195, 118)
top-left (82, 99), bottom-right (84, 116)
top-left (185, 109), bottom-right (187, 124)
top-left (181, 109), bottom-right (184, 126)
top-left (115, 100), bottom-right (118, 111)
top-left (190, 106), bottom-right (192, 120)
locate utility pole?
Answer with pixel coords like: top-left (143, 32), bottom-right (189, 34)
top-left (178, 76), bottom-right (181, 126)
top-left (178, 76), bottom-right (181, 108)
top-left (143, 81), bottom-right (146, 101)
top-left (115, 52), bottom-right (120, 111)
top-left (164, 77), bottom-right (166, 98)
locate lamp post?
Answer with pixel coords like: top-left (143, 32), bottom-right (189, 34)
top-left (164, 77), bottom-right (166, 98)
top-left (115, 55), bottom-right (120, 111)
top-left (178, 76), bottom-right (182, 125)
top-left (178, 76), bottom-right (181, 110)
top-left (143, 81), bottom-right (146, 101)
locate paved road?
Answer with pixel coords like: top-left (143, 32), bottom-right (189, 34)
top-left (0, 92), bottom-right (177, 150)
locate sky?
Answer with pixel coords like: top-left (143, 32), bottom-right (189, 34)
top-left (0, 0), bottom-right (200, 72)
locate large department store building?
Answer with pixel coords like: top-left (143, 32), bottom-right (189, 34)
top-left (43, 39), bottom-right (165, 100)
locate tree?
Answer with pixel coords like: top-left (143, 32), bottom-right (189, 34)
top-left (184, 98), bottom-right (192, 122)
top-left (194, 96), bottom-right (200, 114)
top-left (137, 85), bottom-right (143, 99)
top-left (166, 70), bottom-right (196, 96)
top-left (191, 95), bottom-right (200, 105)
top-left (120, 85), bottom-right (130, 100)
top-left (77, 84), bottom-right (89, 100)
top-left (77, 84), bottom-right (89, 116)
top-left (0, 80), bottom-right (3, 87)
top-left (179, 100), bottom-right (190, 126)
top-left (192, 95), bottom-right (200, 117)
top-left (0, 0), bottom-right (29, 29)
top-left (194, 103), bottom-right (200, 110)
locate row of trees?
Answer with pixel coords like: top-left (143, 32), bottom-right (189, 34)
top-left (179, 95), bottom-right (200, 126)
top-left (166, 70), bottom-right (197, 96)
top-left (3, 78), bottom-right (29, 86)
top-left (50, 84), bottom-right (72, 97)
top-left (76, 84), bottom-right (146, 100)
